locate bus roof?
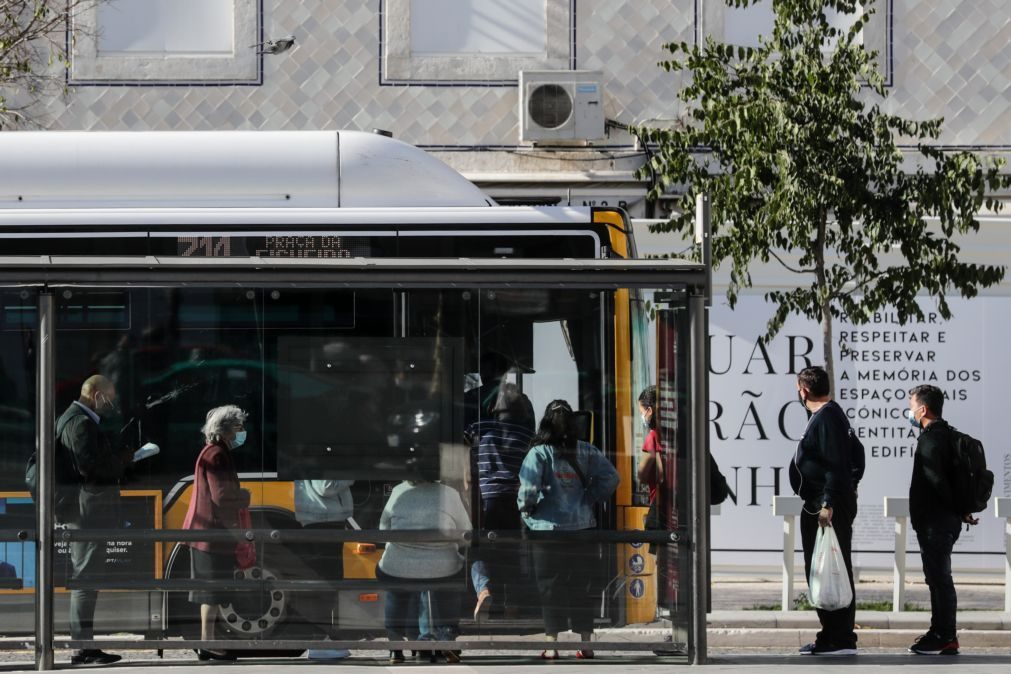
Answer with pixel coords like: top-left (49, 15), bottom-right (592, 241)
top-left (0, 130), bottom-right (492, 209)
top-left (0, 206), bottom-right (596, 228)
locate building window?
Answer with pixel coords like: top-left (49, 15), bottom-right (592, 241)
top-left (706, 0), bottom-right (889, 81)
top-left (70, 0), bottom-right (260, 84)
top-left (384, 0), bottom-right (572, 83)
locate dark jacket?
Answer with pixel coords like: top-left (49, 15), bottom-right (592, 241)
top-left (909, 419), bottom-right (960, 531)
top-left (182, 442), bottom-right (250, 554)
top-left (58, 403), bottom-right (125, 486)
top-left (56, 402), bottom-right (127, 525)
top-left (789, 401), bottom-right (860, 509)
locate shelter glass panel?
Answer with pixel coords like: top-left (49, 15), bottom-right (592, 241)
top-left (0, 289), bottom-right (37, 635)
top-left (32, 283), bottom-right (692, 660)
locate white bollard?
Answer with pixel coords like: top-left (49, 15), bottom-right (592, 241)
top-left (997, 498), bottom-right (1011, 613)
top-left (884, 497), bottom-right (910, 613)
top-left (772, 496), bottom-right (803, 611)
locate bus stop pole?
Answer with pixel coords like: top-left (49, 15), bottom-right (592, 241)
top-left (35, 291), bottom-right (55, 671)
top-left (688, 195), bottom-right (711, 665)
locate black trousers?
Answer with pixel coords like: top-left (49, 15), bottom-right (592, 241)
top-left (530, 538), bottom-right (602, 636)
top-left (800, 491), bottom-right (857, 648)
top-left (916, 522), bottom-right (960, 640)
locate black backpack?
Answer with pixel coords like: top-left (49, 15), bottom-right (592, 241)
top-left (25, 416), bottom-right (82, 521)
top-left (948, 427), bottom-right (993, 514)
top-left (709, 454), bottom-right (732, 505)
top-left (848, 426), bottom-right (866, 486)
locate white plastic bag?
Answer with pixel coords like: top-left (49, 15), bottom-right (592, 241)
top-left (808, 525), bottom-right (853, 611)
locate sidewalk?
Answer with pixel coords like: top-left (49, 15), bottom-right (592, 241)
top-left (703, 566), bottom-right (1011, 647)
top-left (0, 569), bottom-right (1004, 669)
top-left (703, 610), bottom-right (1011, 648)
top-left (3, 654), bottom-right (1011, 673)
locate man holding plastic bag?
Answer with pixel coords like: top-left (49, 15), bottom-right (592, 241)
top-left (789, 366), bottom-right (864, 656)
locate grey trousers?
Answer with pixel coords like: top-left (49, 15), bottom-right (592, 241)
top-left (66, 487), bottom-right (118, 649)
top-left (67, 526), bottom-right (107, 642)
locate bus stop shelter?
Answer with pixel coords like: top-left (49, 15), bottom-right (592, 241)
top-left (1, 254), bottom-right (712, 668)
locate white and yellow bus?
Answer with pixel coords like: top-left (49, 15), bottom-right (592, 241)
top-left (0, 131), bottom-right (706, 657)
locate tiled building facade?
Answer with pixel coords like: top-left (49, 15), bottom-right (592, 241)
top-left (32, 0), bottom-right (1011, 213)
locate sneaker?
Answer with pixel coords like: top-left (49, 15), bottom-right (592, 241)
top-left (70, 650), bottom-right (122, 665)
top-left (307, 636), bottom-right (350, 660)
top-left (653, 633), bottom-right (685, 656)
top-left (389, 649), bottom-right (405, 664)
top-left (799, 642), bottom-right (857, 656)
top-left (909, 632), bottom-right (959, 655)
top-left (474, 588), bottom-right (492, 622)
top-left (308, 647), bottom-right (351, 660)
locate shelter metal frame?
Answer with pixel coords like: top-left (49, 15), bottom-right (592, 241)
top-left (12, 255), bottom-right (711, 669)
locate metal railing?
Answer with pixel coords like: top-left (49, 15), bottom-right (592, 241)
top-left (773, 495), bottom-right (1011, 612)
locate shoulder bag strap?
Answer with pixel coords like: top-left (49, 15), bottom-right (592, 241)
top-left (567, 446), bottom-right (590, 489)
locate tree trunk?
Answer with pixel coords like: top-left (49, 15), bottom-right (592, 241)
top-left (814, 211), bottom-right (835, 394)
top-left (822, 305), bottom-right (835, 398)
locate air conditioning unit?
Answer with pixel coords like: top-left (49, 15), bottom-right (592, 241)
top-left (519, 70), bottom-right (605, 143)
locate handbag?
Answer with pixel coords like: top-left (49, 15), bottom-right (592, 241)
top-left (235, 507), bottom-right (257, 570)
top-left (643, 446), bottom-right (665, 554)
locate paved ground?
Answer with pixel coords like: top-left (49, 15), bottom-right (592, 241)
top-left (0, 568), bottom-right (1005, 669)
top-left (3, 653), bottom-right (1011, 672)
top-left (709, 568), bottom-right (1006, 611)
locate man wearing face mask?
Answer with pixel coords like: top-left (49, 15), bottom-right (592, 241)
top-left (789, 366), bottom-right (863, 656)
top-left (58, 375), bottom-right (132, 666)
top-left (906, 384), bottom-right (977, 655)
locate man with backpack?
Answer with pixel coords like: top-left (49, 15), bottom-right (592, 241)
top-left (58, 375), bottom-right (131, 665)
top-left (907, 384), bottom-right (990, 656)
top-left (790, 366), bottom-right (864, 656)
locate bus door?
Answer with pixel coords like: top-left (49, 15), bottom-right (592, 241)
top-left (391, 287), bottom-right (613, 627)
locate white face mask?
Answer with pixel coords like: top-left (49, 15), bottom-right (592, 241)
top-left (96, 392), bottom-right (117, 415)
top-left (641, 413), bottom-right (651, 429)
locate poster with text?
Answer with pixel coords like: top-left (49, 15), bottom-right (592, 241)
top-left (709, 296), bottom-right (1010, 569)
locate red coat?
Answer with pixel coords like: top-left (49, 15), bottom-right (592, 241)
top-left (182, 442), bottom-right (250, 554)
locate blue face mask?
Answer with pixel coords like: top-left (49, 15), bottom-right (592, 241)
top-left (907, 408), bottom-right (922, 429)
top-left (232, 430), bottom-right (247, 448)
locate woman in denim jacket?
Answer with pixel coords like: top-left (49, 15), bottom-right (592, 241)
top-left (517, 400), bottom-right (619, 659)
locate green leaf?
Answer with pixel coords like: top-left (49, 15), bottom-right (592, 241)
top-left (637, 0), bottom-right (1007, 389)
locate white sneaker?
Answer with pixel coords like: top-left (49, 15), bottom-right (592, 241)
top-left (307, 638), bottom-right (351, 660)
top-left (308, 648), bottom-right (351, 660)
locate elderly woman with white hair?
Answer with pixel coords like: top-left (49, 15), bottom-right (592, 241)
top-left (182, 405), bottom-right (251, 661)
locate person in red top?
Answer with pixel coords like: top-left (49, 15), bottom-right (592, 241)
top-left (182, 405), bottom-right (251, 661)
top-left (636, 386), bottom-right (663, 505)
top-left (636, 385), bottom-right (681, 656)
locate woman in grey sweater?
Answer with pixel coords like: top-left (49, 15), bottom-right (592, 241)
top-left (377, 478), bottom-right (471, 664)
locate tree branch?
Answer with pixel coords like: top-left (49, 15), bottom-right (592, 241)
top-left (841, 270), bottom-right (888, 297)
top-left (768, 249), bottom-right (816, 275)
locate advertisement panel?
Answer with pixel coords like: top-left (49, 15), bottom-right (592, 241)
top-left (710, 296), bottom-right (1010, 568)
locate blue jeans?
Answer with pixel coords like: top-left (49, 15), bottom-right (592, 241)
top-left (471, 561), bottom-right (490, 595)
top-left (377, 567), bottom-right (462, 642)
top-left (470, 496), bottom-right (522, 599)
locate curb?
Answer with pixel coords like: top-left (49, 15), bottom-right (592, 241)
top-left (707, 627), bottom-right (1011, 649)
top-left (707, 610), bottom-right (1011, 630)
